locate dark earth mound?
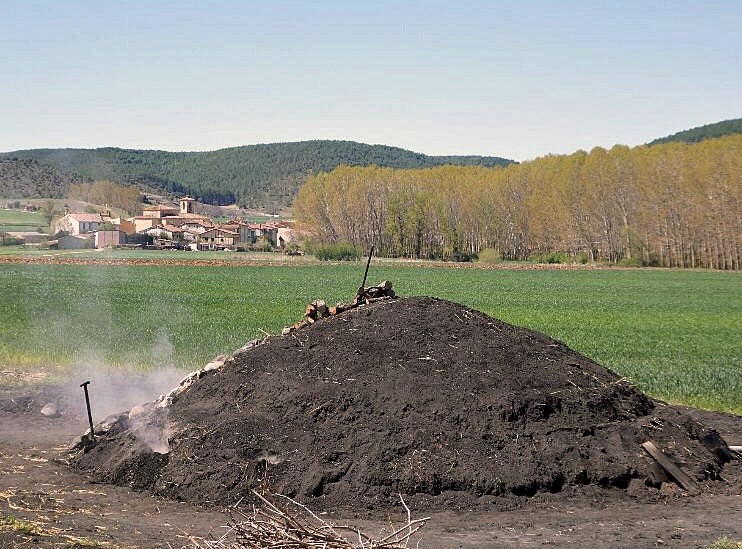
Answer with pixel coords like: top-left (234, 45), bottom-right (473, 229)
top-left (68, 297), bottom-right (736, 511)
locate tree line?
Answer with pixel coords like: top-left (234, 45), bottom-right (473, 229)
top-left (294, 135), bottom-right (741, 270)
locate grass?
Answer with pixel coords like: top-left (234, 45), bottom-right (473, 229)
top-left (0, 208), bottom-right (47, 232)
top-left (0, 261), bottom-right (739, 413)
top-left (0, 514), bottom-right (42, 535)
top-left (709, 538), bottom-right (742, 549)
top-left (0, 513), bottom-right (123, 547)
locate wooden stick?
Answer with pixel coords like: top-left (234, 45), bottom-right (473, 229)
top-left (641, 441), bottom-right (700, 495)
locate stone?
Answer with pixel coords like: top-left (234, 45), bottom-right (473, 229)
top-left (40, 402), bottom-right (59, 418)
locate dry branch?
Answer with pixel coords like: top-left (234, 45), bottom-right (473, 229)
top-left (190, 491), bottom-right (429, 549)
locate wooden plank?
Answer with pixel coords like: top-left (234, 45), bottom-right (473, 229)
top-left (641, 441), bottom-right (700, 496)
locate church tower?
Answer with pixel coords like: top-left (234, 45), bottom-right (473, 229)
top-left (180, 196), bottom-right (195, 215)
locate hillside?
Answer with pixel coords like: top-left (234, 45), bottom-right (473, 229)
top-left (0, 141), bottom-right (513, 208)
top-left (0, 159), bottom-right (89, 199)
top-left (648, 118), bottom-right (742, 145)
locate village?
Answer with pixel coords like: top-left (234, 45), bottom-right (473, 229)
top-left (47, 196), bottom-right (297, 252)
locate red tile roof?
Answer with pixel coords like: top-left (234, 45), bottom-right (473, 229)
top-left (143, 204), bottom-right (179, 211)
top-left (164, 213), bottom-right (210, 220)
top-left (200, 228), bottom-right (239, 237)
top-left (68, 213), bottom-right (103, 222)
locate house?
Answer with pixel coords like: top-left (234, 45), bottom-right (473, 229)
top-left (108, 217), bottom-right (137, 235)
top-left (158, 213), bottom-right (212, 227)
top-left (95, 230), bottom-right (123, 248)
top-left (132, 216), bottom-right (160, 233)
top-left (237, 222), bottom-right (283, 246)
top-left (133, 197), bottom-right (210, 231)
top-left (141, 225), bottom-right (185, 240)
top-left (261, 222), bottom-right (288, 246)
top-left (54, 213), bottom-right (103, 235)
top-left (141, 204), bottom-right (180, 219)
top-left (277, 226), bottom-right (297, 249)
top-left (57, 234), bottom-right (93, 249)
top-left (238, 223), bottom-right (262, 245)
top-left (180, 228), bottom-right (201, 242)
top-left (197, 227), bottom-right (239, 250)
top-left (180, 221), bottom-right (211, 234)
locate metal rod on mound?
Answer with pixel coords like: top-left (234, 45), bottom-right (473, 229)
top-left (80, 380), bottom-right (95, 441)
top-left (358, 245), bottom-right (374, 295)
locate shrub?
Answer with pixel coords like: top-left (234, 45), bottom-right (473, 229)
top-left (641, 252), bottom-right (661, 267)
top-left (313, 242), bottom-right (360, 261)
top-left (451, 250), bottom-right (477, 262)
top-left (618, 257), bottom-right (642, 267)
top-left (529, 251), bottom-right (571, 264)
top-left (251, 237), bottom-right (274, 252)
top-left (285, 242), bottom-right (302, 255)
top-left (477, 248), bottom-right (503, 264)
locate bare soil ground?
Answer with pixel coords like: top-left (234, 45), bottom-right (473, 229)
top-left (0, 398), bottom-right (740, 548)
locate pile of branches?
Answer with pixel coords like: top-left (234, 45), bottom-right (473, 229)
top-left (282, 281), bottom-right (397, 335)
top-left (190, 491), bottom-right (428, 549)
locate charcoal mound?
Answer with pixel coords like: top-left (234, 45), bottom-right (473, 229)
top-left (69, 297), bottom-right (736, 511)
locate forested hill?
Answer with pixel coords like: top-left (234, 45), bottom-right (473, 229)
top-left (648, 118), bottom-right (742, 145)
top-left (0, 158), bottom-right (89, 198)
top-left (0, 141), bottom-right (513, 208)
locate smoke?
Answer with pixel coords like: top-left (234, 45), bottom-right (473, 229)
top-left (128, 404), bottom-right (171, 454)
top-left (18, 262), bottom-right (203, 452)
top-left (64, 360), bottom-right (183, 419)
top-left (58, 334), bottom-right (185, 452)
top-left (150, 332), bottom-right (176, 369)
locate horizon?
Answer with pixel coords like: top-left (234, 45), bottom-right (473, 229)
top-left (0, 120), bottom-right (737, 163)
top-left (1, 1), bottom-right (740, 161)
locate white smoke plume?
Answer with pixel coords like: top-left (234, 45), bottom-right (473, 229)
top-left (58, 334), bottom-right (186, 452)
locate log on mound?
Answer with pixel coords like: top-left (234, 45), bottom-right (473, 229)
top-left (68, 296), bottom-right (736, 511)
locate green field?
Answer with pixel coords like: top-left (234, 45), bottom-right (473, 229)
top-left (0, 209), bottom-right (47, 232)
top-left (0, 262), bottom-right (740, 413)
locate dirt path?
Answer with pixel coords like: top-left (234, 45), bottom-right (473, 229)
top-left (0, 253), bottom-right (623, 270)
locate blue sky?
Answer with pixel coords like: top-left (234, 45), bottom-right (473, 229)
top-left (1, 0), bottom-right (739, 160)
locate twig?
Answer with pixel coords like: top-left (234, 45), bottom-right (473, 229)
top-left (191, 490), bottom-right (429, 548)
